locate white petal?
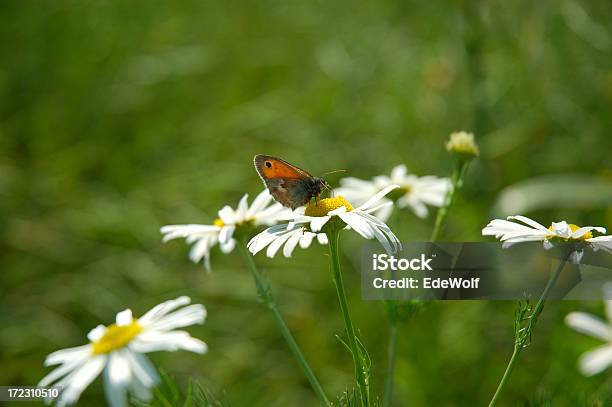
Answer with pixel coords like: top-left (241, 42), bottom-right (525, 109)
top-left (551, 221), bottom-right (571, 238)
top-left (188, 234), bottom-right (218, 265)
top-left (398, 196), bottom-right (428, 218)
top-left (357, 185), bottom-right (400, 212)
top-left (572, 226), bottom-right (606, 239)
top-left (125, 355), bottom-right (156, 402)
top-left (44, 345), bottom-right (92, 367)
top-left (255, 203), bottom-right (291, 225)
top-left (299, 232), bottom-right (314, 248)
top-left (39, 356), bottom-right (87, 387)
top-left (139, 297), bottom-right (191, 326)
top-left (334, 187), bottom-right (374, 207)
top-left (338, 177), bottom-right (379, 198)
top-left (266, 228), bottom-right (296, 258)
top-left (339, 177), bottom-right (374, 188)
top-left (482, 219), bottom-right (525, 236)
top-left (87, 325), bottom-right (107, 342)
top-left (108, 351), bottom-right (132, 387)
top-left (588, 235), bottom-right (612, 242)
top-left (341, 212), bottom-right (399, 254)
top-left (218, 225), bottom-right (235, 244)
top-left (372, 174), bottom-right (393, 188)
top-left (410, 176), bottom-right (450, 206)
top-left (361, 200), bottom-right (392, 215)
top-left (359, 211), bottom-right (402, 253)
top-left (219, 236), bottom-right (236, 254)
top-left (116, 309), bottom-right (133, 326)
top-left (287, 215), bottom-right (312, 227)
top-left (145, 304), bottom-right (206, 332)
top-left (129, 375), bottom-right (152, 402)
top-left (309, 216), bottom-right (331, 232)
top-left (114, 352), bottom-right (157, 402)
top-left (565, 312), bottom-right (612, 341)
top-left (328, 206), bottom-right (348, 216)
top-left (578, 345), bottom-right (612, 376)
top-left (56, 356), bottom-right (106, 407)
top-left (283, 230), bottom-right (303, 257)
top-left (235, 194), bottom-right (250, 221)
top-left (247, 224), bottom-right (292, 255)
top-left (103, 352), bottom-right (131, 407)
top-left (587, 236), bottom-right (612, 253)
top-left (507, 215), bottom-right (550, 233)
top-left (130, 331), bottom-right (208, 354)
top-left (160, 224), bottom-right (219, 243)
top-left (390, 164), bottom-right (408, 180)
top-left (217, 205), bottom-right (236, 225)
top-left (482, 218), bottom-right (548, 242)
top-left (247, 190), bottom-right (272, 217)
top-left (338, 212), bottom-right (374, 240)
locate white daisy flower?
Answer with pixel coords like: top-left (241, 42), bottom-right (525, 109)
top-left (161, 190), bottom-right (288, 271)
top-left (248, 185), bottom-right (402, 257)
top-left (482, 215), bottom-right (612, 263)
top-left (39, 297), bottom-right (207, 407)
top-left (335, 165), bottom-right (450, 220)
top-left (565, 285), bottom-right (612, 376)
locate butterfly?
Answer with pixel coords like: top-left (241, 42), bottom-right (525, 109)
top-left (254, 154), bottom-right (330, 210)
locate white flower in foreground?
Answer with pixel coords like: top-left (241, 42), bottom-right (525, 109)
top-left (161, 190), bottom-right (288, 271)
top-left (248, 185), bottom-right (402, 257)
top-left (335, 165), bottom-right (450, 220)
top-left (565, 286), bottom-right (612, 376)
top-left (39, 297), bottom-right (206, 407)
top-left (482, 215), bottom-right (612, 263)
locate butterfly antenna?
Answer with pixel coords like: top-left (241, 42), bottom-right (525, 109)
top-left (323, 169), bottom-right (347, 176)
top-left (322, 181), bottom-right (335, 197)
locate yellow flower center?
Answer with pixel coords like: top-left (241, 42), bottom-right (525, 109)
top-left (213, 218), bottom-right (225, 227)
top-left (91, 320), bottom-right (143, 355)
top-left (304, 196), bottom-right (354, 217)
top-left (547, 223), bottom-right (593, 240)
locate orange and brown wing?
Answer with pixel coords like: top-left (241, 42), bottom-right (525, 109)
top-left (253, 155), bottom-right (316, 209)
top-left (253, 155), bottom-right (312, 181)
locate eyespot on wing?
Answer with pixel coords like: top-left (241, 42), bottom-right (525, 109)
top-left (253, 155), bottom-right (312, 180)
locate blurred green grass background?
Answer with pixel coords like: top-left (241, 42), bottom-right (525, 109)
top-left (1, 0), bottom-right (612, 405)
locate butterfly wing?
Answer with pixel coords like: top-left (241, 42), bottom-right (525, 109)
top-left (254, 155), bottom-right (315, 209)
top-left (262, 178), bottom-right (316, 209)
top-left (254, 155), bottom-right (313, 180)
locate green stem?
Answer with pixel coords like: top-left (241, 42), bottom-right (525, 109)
top-left (488, 251), bottom-right (571, 407)
top-left (237, 241), bottom-right (330, 407)
top-left (487, 345), bottom-right (521, 407)
top-left (327, 229), bottom-right (370, 407)
top-left (383, 316), bottom-right (398, 407)
top-left (430, 161), bottom-right (468, 242)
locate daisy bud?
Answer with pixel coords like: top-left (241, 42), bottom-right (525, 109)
top-left (445, 131), bottom-right (479, 160)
